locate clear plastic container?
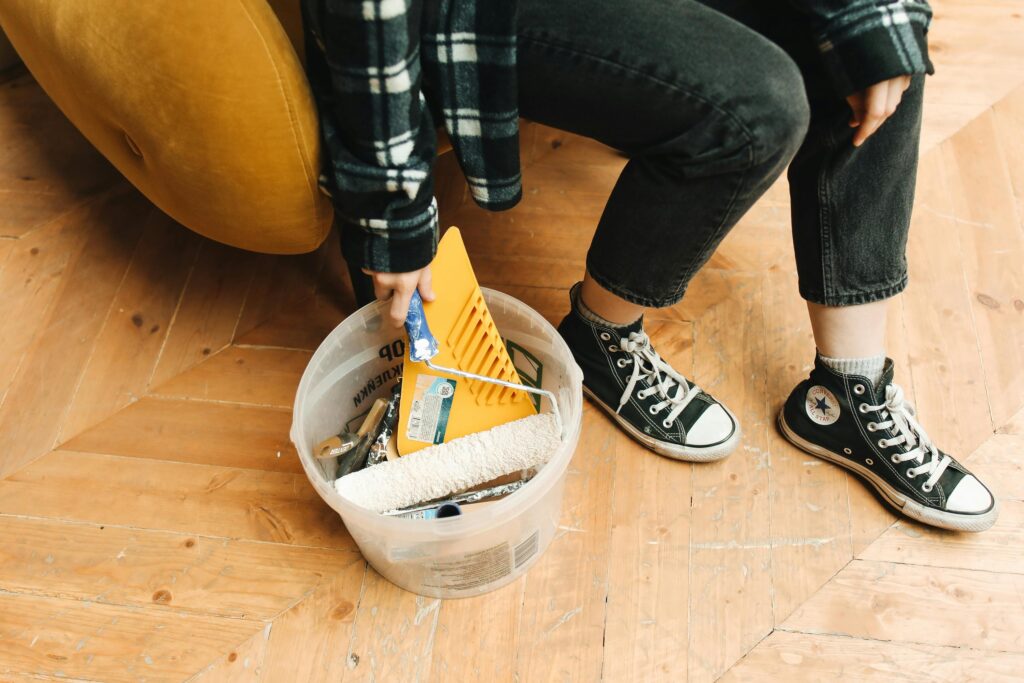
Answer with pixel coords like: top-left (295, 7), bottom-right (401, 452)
top-left (291, 289), bottom-right (583, 598)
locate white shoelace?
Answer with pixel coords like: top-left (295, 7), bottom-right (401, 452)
top-left (614, 330), bottom-right (702, 428)
top-left (863, 383), bottom-right (951, 491)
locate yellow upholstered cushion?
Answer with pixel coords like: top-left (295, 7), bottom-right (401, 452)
top-left (0, 0), bottom-right (332, 254)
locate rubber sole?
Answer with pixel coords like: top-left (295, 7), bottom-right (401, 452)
top-left (777, 410), bottom-right (998, 533)
top-left (583, 386), bottom-right (740, 462)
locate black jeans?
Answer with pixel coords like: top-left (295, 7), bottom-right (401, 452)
top-left (347, 0), bottom-right (923, 309)
top-left (515, 0), bottom-right (922, 308)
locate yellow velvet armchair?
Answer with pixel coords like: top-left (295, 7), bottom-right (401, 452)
top-left (0, 0), bottom-right (333, 254)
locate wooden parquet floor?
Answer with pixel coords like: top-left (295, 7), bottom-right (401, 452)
top-left (1, 3), bottom-right (1023, 679)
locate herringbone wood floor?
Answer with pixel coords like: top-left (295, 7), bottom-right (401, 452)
top-left (2, 2), bottom-right (1023, 680)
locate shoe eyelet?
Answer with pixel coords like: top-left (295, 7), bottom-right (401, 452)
top-left (854, 384), bottom-right (866, 395)
top-left (891, 454), bottom-right (900, 463)
top-left (599, 332), bottom-right (611, 341)
top-left (866, 422), bottom-right (877, 432)
top-left (608, 345), bottom-right (618, 352)
top-left (922, 483), bottom-right (933, 493)
top-left (649, 406), bottom-right (659, 415)
top-left (877, 439), bottom-right (887, 448)
top-left (865, 458), bottom-right (874, 465)
top-left (617, 359), bottom-right (628, 368)
top-left (859, 403), bottom-right (870, 414)
top-left (843, 447), bottom-right (852, 455)
top-left (662, 419), bottom-right (672, 428)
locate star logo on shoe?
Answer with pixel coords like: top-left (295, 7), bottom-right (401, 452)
top-left (805, 385), bottom-right (840, 425)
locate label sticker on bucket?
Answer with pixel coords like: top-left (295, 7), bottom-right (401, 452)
top-left (406, 374), bottom-right (457, 444)
top-left (421, 530), bottom-right (541, 592)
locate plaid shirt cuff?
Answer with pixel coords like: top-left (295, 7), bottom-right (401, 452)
top-left (816, 0), bottom-right (934, 97)
top-left (339, 198), bottom-right (440, 273)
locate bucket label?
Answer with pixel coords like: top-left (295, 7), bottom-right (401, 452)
top-left (505, 339), bottom-right (544, 412)
top-left (406, 374), bottom-right (457, 444)
top-left (421, 530), bottom-right (541, 592)
top-left (425, 541), bottom-right (511, 591)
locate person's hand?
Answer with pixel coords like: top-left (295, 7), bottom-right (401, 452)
top-left (363, 265), bottom-right (435, 328)
top-left (846, 75), bottom-right (911, 147)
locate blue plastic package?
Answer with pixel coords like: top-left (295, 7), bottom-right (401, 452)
top-left (404, 290), bottom-right (439, 362)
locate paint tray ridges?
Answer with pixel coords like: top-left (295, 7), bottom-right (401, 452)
top-left (447, 290), bottom-right (529, 406)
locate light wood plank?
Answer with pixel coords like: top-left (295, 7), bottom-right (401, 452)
top-left (903, 148), bottom-right (994, 456)
top-left (514, 408), bottom-right (617, 683)
top-left (474, 253), bottom-right (583, 292)
top-left (188, 625), bottom-right (270, 683)
top-left (60, 211), bottom-right (202, 441)
top-left (233, 290), bottom-right (348, 351)
top-left (430, 579), bottom-right (526, 682)
top-left (992, 85), bottom-right (1024, 207)
top-left (922, 0), bottom-right (1024, 149)
top-left (148, 240), bottom-right (261, 389)
top-left (600, 318), bottom-right (694, 682)
top-left (721, 630), bottom-right (1024, 683)
top-left (62, 397), bottom-right (299, 473)
top-left (709, 177), bottom-right (793, 274)
top-left (0, 216), bottom-right (89, 404)
top-left (341, 570), bottom-right (441, 683)
top-left (601, 437), bottom-right (691, 682)
top-left (0, 515), bottom-right (360, 620)
top-left (680, 271), bottom-right (773, 682)
top-left (762, 268), bottom-right (856, 623)
top-left (259, 560), bottom-right (368, 682)
top-left (0, 74), bottom-right (121, 239)
top-left (860, 500), bottom-right (1024, 574)
top-left (942, 110), bottom-right (1024, 428)
top-left (998, 406), bottom-right (1024, 435)
top-left (0, 188), bottom-right (146, 478)
top-left (966, 433), bottom-right (1024, 501)
top-left (233, 245), bottom-right (326, 342)
top-left (782, 559), bottom-right (1024, 652)
top-left (496, 285), bottom-right (571, 328)
top-left (0, 450), bottom-right (353, 549)
top-left (152, 346), bottom-right (311, 408)
top-left (0, 592), bottom-right (258, 683)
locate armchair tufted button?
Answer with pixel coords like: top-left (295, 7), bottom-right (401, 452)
top-left (123, 131), bottom-right (143, 158)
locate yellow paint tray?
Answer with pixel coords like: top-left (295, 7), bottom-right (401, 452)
top-left (397, 228), bottom-right (537, 455)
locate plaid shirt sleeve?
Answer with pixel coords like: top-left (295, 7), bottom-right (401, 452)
top-left (303, 0), bottom-right (440, 274)
top-left (792, 0), bottom-right (934, 96)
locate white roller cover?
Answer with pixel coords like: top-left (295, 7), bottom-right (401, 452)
top-left (335, 413), bottom-right (561, 513)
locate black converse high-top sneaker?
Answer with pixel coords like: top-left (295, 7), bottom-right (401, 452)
top-left (778, 355), bottom-right (998, 532)
top-left (557, 286), bottom-right (739, 462)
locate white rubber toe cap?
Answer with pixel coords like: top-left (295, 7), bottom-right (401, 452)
top-left (945, 475), bottom-right (993, 514)
top-left (686, 404), bottom-right (735, 447)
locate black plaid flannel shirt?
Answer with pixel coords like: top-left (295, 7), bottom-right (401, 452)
top-left (798, 0), bottom-right (934, 96)
top-left (302, 0), bottom-right (520, 273)
top-left (302, 0), bottom-right (932, 274)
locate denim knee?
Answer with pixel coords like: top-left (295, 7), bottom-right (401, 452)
top-left (743, 51), bottom-right (810, 170)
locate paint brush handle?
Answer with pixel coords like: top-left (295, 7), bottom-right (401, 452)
top-left (405, 290), bottom-right (439, 362)
top-left (404, 289), bottom-right (564, 437)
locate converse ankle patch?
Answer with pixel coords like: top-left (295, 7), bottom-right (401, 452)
top-left (805, 385), bottom-right (840, 425)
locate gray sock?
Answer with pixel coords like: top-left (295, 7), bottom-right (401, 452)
top-left (819, 353), bottom-right (886, 388)
top-left (570, 282), bottom-right (641, 329)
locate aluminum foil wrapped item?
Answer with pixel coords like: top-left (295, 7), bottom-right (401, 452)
top-left (366, 387), bottom-right (401, 467)
top-left (382, 476), bottom-right (533, 517)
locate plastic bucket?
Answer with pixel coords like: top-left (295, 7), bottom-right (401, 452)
top-left (291, 288), bottom-right (583, 598)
